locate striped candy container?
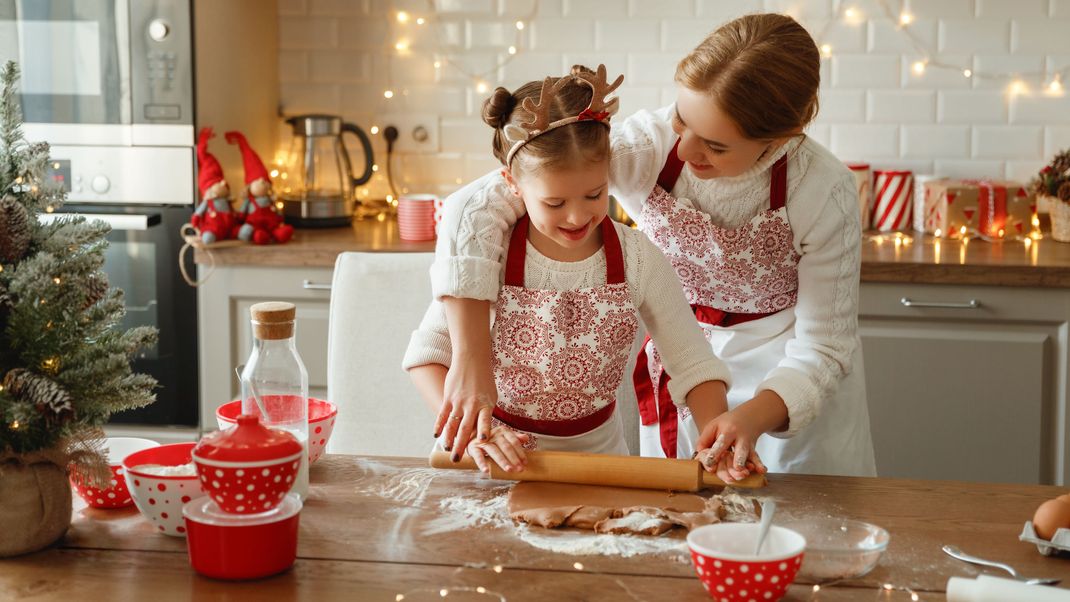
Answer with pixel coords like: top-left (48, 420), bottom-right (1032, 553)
top-left (871, 170), bottom-right (914, 232)
top-left (846, 163), bottom-right (872, 229)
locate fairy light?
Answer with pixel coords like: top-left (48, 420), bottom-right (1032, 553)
top-left (934, 228), bottom-right (943, 238)
top-left (372, 164), bottom-right (380, 172)
top-left (493, 565), bottom-right (503, 573)
top-left (1049, 76), bottom-right (1064, 94)
top-left (386, 194), bottom-right (394, 203)
top-left (476, 80), bottom-right (489, 93)
top-left (813, 584), bottom-right (821, 593)
top-left (370, 125), bottom-right (380, 135)
top-left (45, 205), bottom-right (54, 213)
top-left (963, 68), bottom-right (972, 78)
top-left (395, 39), bottom-right (410, 53)
top-left (416, 17), bottom-right (426, 25)
top-left (573, 562), bottom-right (584, 570)
top-left (269, 169), bottom-right (279, 178)
top-left (384, 89), bottom-right (394, 99)
top-left (515, 20), bottom-right (525, 30)
top-left (960, 225), bottom-right (967, 237)
top-left (508, 45), bottom-right (517, 55)
top-left (433, 60), bottom-right (442, 68)
top-left (1009, 80), bottom-right (1027, 96)
top-left (439, 589), bottom-right (448, 597)
top-left (396, 596), bottom-right (404, 602)
top-left (820, 44), bottom-right (832, 58)
top-left (396, 11), bottom-right (409, 23)
top-left (998, 227), bottom-right (1005, 238)
top-left (912, 60), bottom-right (927, 75)
top-left (9, 420), bottom-right (19, 430)
top-left (899, 11), bottom-right (914, 25)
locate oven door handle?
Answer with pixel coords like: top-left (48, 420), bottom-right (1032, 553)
top-left (38, 212), bottom-right (163, 231)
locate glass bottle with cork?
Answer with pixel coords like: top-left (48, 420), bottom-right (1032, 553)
top-left (239, 301), bottom-right (308, 500)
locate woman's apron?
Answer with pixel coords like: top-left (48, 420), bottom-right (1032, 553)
top-left (490, 215), bottom-right (636, 455)
top-left (632, 140), bottom-right (876, 476)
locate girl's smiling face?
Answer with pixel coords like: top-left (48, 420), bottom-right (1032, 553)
top-left (672, 85), bottom-right (786, 179)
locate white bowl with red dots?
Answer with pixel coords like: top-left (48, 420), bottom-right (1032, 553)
top-left (192, 414), bottom-right (303, 515)
top-left (122, 442), bottom-right (205, 536)
top-left (687, 522), bottom-right (806, 602)
top-left (70, 437), bottom-right (159, 509)
top-left (215, 398), bottom-right (337, 463)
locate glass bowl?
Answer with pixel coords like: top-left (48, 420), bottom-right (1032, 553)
top-left (781, 518), bottom-right (889, 582)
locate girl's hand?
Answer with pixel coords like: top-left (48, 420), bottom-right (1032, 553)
top-left (435, 351), bottom-right (497, 461)
top-left (466, 426), bottom-right (530, 473)
top-left (695, 407), bottom-right (768, 483)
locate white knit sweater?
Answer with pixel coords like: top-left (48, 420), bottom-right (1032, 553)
top-left (428, 106), bottom-right (862, 437)
top-left (403, 219), bottom-right (733, 406)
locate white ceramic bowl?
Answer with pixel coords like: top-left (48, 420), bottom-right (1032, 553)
top-left (122, 442), bottom-right (204, 536)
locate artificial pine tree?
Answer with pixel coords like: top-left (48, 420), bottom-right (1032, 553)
top-left (0, 60), bottom-right (157, 473)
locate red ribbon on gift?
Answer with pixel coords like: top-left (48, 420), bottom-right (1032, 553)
top-left (964, 180), bottom-right (1016, 237)
top-left (577, 108), bottom-right (610, 122)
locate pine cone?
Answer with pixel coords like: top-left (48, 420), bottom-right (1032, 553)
top-left (1053, 149), bottom-right (1070, 178)
top-left (83, 273), bottom-right (108, 309)
top-left (2, 368), bottom-right (73, 423)
top-left (1058, 181), bottom-right (1070, 202)
top-left (0, 195), bottom-right (31, 263)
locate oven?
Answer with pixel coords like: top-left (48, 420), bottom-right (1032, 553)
top-left (3, 0), bottom-right (200, 427)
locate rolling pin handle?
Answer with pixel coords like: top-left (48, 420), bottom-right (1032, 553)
top-left (429, 450), bottom-right (478, 471)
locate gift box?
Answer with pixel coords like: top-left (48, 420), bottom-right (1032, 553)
top-left (871, 170), bottom-right (913, 232)
top-left (923, 179), bottom-right (1036, 238)
top-left (845, 163), bottom-right (871, 229)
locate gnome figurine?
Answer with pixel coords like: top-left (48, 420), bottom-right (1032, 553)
top-left (225, 130), bottom-right (293, 245)
top-left (191, 127), bottom-right (239, 244)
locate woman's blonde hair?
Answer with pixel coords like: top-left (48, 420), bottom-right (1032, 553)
top-left (482, 65), bottom-right (610, 175)
top-left (676, 13), bottom-right (820, 141)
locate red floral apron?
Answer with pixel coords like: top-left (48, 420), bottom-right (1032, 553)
top-left (491, 215), bottom-right (637, 454)
top-left (633, 140), bottom-right (802, 458)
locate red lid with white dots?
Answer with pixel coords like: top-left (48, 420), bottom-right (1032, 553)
top-left (193, 414), bottom-right (302, 463)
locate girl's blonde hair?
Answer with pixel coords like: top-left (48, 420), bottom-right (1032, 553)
top-left (676, 13), bottom-right (820, 141)
top-left (482, 65), bottom-right (610, 175)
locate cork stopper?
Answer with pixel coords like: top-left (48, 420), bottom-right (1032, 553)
top-left (250, 301), bottom-right (296, 340)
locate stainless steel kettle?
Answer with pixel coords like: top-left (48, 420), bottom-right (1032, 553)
top-left (281, 114), bottom-right (374, 227)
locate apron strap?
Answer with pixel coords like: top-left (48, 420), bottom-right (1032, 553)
top-left (770, 154), bottom-right (788, 211)
top-left (504, 214), bottom-right (530, 287)
top-left (600, 216), bottom-right (626, 285)
top-left (493, 402), bottom-right (616, 437)
top-left (656, 139), bottom-right (685, 192)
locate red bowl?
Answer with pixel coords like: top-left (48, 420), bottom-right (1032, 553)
top-left (123, 442), bottom-right (204, 536)
top-left (192, 449), bottom-right (301, 515)
top-left (216, 398), bottom-right (337, 463)
top-left (687, 523), bottom-right (806, 601)
top-left (70, 437), bottom-right (159, 509)
top-left (183, 495), bottom-right (301, 580)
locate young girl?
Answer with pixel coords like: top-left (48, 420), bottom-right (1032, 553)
top-left (430, 14), bottom-right (876, 479)
top-left (403, 66), bottom-right (747, 476)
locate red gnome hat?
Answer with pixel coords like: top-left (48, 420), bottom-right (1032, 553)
top-left (196, 127), bottom-right (225, 197)
top-left (224, 130), bottom-right (270, 186)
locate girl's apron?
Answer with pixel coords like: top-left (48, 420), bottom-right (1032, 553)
top-left (632, 140), bottom-right (876, 476)
top-left (490, 215), bottom-right (636, 455)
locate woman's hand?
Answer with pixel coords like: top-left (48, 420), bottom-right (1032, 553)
top-left (466, 426), bottom-right (530, 473)
top-left (435, 351), bottom-right (497, 461)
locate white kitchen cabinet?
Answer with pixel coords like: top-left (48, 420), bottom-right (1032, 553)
top-left (197, 264), bottom-right (334, 432)
top-left (859, 282), bottom-right (1070, 486)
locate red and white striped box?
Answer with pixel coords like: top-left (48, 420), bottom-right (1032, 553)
top-left (846, 162), bottom-right (872, 229)
top-left (398, 194), bottom-right (437, 242)
top-left (871, 170), bottom-right (913, 232)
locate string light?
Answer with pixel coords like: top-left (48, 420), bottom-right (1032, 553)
top-left (395, 39), bottom-right (410, 53)
top-left (515, 20), bottom-right (525, 30)
top-left (383, 89), bottom-right (394, 99)
top-left (963, 68), bottom-right (972, 78)
top-left (9, 420), bottom-right (19, 430)
top-left (1049, 76), bottom-right (1063, 95)
top-left (396, 11), bottom-right (409, 23)
top-left (370, 125), bottom-right (380, 135)
top-left (912, 60), bottom-right (927, 75)
top-left (416, 17), bottom-right (425, 25)
top-left (372, 164), bottom-right (380, 172)
top-left (52, 277), bottom-right (61, 284)
top-left (899, 11), bottom-right (914, 26)
top-left (820, 44), bottom-right (832, 58)
top-left (476, 81), bottom-right (489, 93)
top-left (508, 45), bottom-right (517, 55)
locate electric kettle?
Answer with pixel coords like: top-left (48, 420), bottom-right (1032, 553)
top-left (281, 114), bottom-right (374, 227)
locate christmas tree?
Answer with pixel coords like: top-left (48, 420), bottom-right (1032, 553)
top-left (0, 61), bottom-right (157, 462)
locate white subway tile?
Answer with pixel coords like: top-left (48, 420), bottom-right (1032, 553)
top-left (434, 0), bottom-right (494, 13)
top-left (394, 85), bottom-right (466, 115)
top-left (336, 18), bottom-right (388, 50)
top-left (1045, 126), bottom-right (1070, 157)
top-left (278, 0), bottom-right (307, 16)
top-left (867, 160), bottom-right (936, 174)
top-left (971, 55), bottom-right (1046, 89)
top-left (1010, 95), bottom-right (1070, 125)
top-left (1052, 0), bottom-right (1070, 16)
top-left (973, 126), bottom-right (1043, 159)
top-left (499, 0), bottom-right (562, 17)
top-left (764, 0), bottom-right (833, 19)
top-left (902, 125), bottom-right (970, 158)
top-left (814, 90), bottom-right (866, 123)
top-left (805, 123), bottom-right (831, 148)
top-left (467, 20), bottom-right (514, 48)
top-left (630, 0), bottom-right (692, 18)
top-left (628, 53), bottom-right (680, 85)
top-left (436, 53), bottom-right (498, 84)
top-left (309, 0), bottom-right (367, 16)
top-left (1047, 55), bottom-right (1070, 73)
top-left (310, 52), bottom-right (372, 84)
top-left (906, 0), bottom-right (975, 19)
top-left (696, 0), bottom-right (764, 19)
top-left (373, 0), bottom-right (426, 14)
top-left (831, 55), bottom-right (900, 88)
top-left (933, 160), bottom-right (1006, 179)
top-left (816, 22), bottom-right (867, 54)
top-left (278, 51), bottom-right (308, 84)
top-left (385, 54), bottom-right (436, 84)
top-left (281, 83), bottom-right (341, 114)
top-left (867, 90), bottom-right (936, 123)
top-left (1012, 20), bottom-right (1070, 54)
top-left (1005, 160), bottom-right (1044, 182)
top-left (868, 19), bottom-right (937, 53)
top-left (903, 54), bottom-right (972, 89)
top-left (661, 20), bottom-right (715, 53)
top-left (830, 124), bottom-right (900, 158)
top-left (500, 53), bottom-right (566, 87)
top-left (564, 53), bottom-right (628, 79)
top-left (531, 18), bottom-right (595, 51)
top-left (939, 19), bottom-right (1009, 53)
top-left (937, 90), bottom-right (1007, 124)
top-left (617, 86), bottom-right (663, 118)
top-left (442, 119), bottom-right (491, 152)
top-left (279, 17), bottom-right (338, 49)
top-left (598, 20), bottom-right (660, 51)
top-left (977, 0), bottom-right (1046, 16)
top-left (465, 154), bottom-right (505, 180)
top-left (410, 20), bottom-right (464, 50)
top-left (660, 86), bottom-right (677, 107)
top-left (563, 0), bottom-right (629, 17)
top-left (401, 153), bottom-right (467, 186)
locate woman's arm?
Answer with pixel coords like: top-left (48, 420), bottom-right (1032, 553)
top-left (436, 297), bottom-right (497, 460)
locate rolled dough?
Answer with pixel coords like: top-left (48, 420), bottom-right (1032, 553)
top-left (508, 482), bottom-right (752, 535)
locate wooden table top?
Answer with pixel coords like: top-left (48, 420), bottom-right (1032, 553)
top-left (5, 456), bottom-right (1070, 600)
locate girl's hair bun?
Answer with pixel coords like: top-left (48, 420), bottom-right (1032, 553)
top-left (570, 64), bottom-right (596, 77)
top-left (481, 87), bottom-right (517, 129)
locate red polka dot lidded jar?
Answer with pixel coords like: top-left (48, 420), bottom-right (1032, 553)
top-left (687, 523), bottom-right (806, 602)
top-left (192, 414), bottom-right (303, 515)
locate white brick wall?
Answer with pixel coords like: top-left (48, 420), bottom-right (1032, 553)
top-left (277, 0), bottom-right (1070, 196)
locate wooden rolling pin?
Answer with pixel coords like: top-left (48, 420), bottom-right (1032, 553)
top-left (429, 449), bottom-right (766, 491)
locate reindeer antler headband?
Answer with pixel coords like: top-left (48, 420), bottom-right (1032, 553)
top-left (503, 64), bottom-right (624, 166)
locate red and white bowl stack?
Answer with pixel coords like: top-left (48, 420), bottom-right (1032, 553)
top-left (184, 414), bottom-right (304, 579)
top-left (398, 194), bottom-right (437, 241)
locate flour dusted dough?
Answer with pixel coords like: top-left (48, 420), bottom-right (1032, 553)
top-left (508, 482), bottom-right (748, 535)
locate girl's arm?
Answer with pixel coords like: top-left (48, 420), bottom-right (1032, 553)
top-left (409, 364), bottom-right (448, 414)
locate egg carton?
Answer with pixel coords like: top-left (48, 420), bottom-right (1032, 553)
top-left (1019, 521), bottom-right (1070, 556)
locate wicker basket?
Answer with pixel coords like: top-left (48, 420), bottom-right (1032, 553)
top-left (1046, 195), bottom-right (1070, 242)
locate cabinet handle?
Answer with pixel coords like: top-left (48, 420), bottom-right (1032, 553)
top-left (302, 279), bottom-right (332, 291)
top-left (900, 297), bottom-right (980, 309)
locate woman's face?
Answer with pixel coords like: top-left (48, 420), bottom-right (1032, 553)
top-left (672, 85), bottom-right (780, 179)
top-left (504, 159), bottom-right (610, 258)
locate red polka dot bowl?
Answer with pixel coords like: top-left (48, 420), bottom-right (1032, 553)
top-left (122, 442), bottom-right (205, 536)
top-left (687, 523), bottom-right (806, 602)
top-left (70, 437), bottom-right (159, 509)
top-left (215, 398), bottom-right (338, 463)
top-left (193, 414), bottom-right (303, 515)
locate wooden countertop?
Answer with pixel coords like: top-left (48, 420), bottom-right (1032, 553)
top-left (4, 455), bottom-right (1069, 600)
top-left (194, 217), bottom-right (1070, 288)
